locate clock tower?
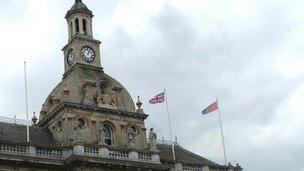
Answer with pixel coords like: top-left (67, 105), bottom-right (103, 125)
top-left (62, 0), bottom-right (102, 73)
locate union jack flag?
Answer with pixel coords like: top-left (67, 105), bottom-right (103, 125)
top-left (149, 92), bottom-right (165, 104)
top-left (202, 101), bottom-right (218, 115)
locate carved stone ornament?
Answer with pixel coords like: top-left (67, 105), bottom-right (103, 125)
top-left (73, 119), bottom-right (83, 144)
top-left (62, 83), bottom-right (70, 98)
top-left (53, 91), bottom-right (61, 104)
top-left (149, 128), bottom-right (158, 151)
top-left (97, 124), bottom-right (106, 145)
top-left (94, 80), bottom-right (116, 107)
top-left (41, 104), bottom-right (49, 115)
top-left (57, 120), bottom-right (63, 132)
top-left (127, 125), bottom-right (137, 148)
top-left (83, 84), bottom-right (95, 104)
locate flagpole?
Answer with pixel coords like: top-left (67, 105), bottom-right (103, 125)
top-left (217, 98), bottom-right (227, 164)
top-left (24, 61), bottom-right (30, 142)
top-left (164, 89), bottom-right (176, 161)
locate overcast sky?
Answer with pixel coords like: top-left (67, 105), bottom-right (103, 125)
top-left (1, 0), bottom-right (304, 170)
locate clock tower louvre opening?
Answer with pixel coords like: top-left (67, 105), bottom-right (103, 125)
top-left (63, 0), bottom-right (101, 73)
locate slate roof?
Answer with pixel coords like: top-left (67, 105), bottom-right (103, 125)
top-left (0, 122), bottom-right (60, 147)
top-left (158, 144), bottom-right (220, 166)
top-left (0, 122), bottom-right (221, 167)
top-left (65, 0), bottom-right (93, 19)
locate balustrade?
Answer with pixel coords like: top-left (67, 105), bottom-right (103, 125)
top-left (0, 143), bottom-right (159, 164)
top-left (36, 147), bottom-right (62, 158)
top-left (84, 146), bottom-right (98, 155)
top-left (109, 149), bottom-right (129, 159)
top-left (138, 153), bottom-right (152, 161)
top-left (0, 144), bottom-right (27, 154)
top-left (182, 165), bottom-right (203, 171)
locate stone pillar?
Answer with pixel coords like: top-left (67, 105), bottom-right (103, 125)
top-left (99, 147), bottom-right (109, 158)
top-left (66, 113), bottom-right (76, 146)
top-left (174, 163), bottom-right (183, 171)
top-left (28, 146), bottom-right (36, 156)
top-left (73, 144), bottom-right (84, 155)
top-left (79, 17), bottom-right (84, 35)
top-left (90, 117), bottom-right (97, 143)
top-left (129, 151), bottom-right (139, 161)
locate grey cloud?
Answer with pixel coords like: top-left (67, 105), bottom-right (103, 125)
top-left (1, 1), bottom-right (304, 170)
top-left (100, 3), bottom-right (303, 171)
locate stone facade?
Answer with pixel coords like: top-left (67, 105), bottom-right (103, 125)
top-left (0, 0), bottom-right (242, 171)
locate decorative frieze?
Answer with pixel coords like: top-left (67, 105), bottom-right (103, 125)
top-left (38, 101), bottom-right (149, 127)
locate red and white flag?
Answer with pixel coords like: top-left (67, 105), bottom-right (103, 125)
top-left (202, 101), bottom-right (218, 115)
top-left (149, 92), bottom-right (165, 104)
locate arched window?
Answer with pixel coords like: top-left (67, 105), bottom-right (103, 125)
top-left (82, 19), bottom-right (87, 35)
top-left (75, 18), bottom-right (80, 34)
top-left (102, 126), bottom-right (112, 145)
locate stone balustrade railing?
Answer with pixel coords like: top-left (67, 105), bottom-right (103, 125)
top-left (84, 146), bottom-right (99, 155)
top-left (108, 148), bottom-right (129, 159)
top-left (182, 165), bottom-right (203, 171)
top-left (178, 163), bottom-right (239, 171)
top-left (81, 146), bottom-right (159, 163)
top-left (0, 143), bottom-right (160, 164)
top-left (36, 147), bottom-right (62, 158)
top-left (139, 153), bottom-right (152, 161)
top-left (0, 143), bottom-right (27, 154)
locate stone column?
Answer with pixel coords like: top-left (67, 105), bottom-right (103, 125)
top-left (66, 113), bottom-right (76, 146)
top-left (79, 17), bottom-right (84, 35)
top-left (91, 117), bottom-right (97, 143)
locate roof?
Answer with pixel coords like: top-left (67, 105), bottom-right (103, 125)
top-left (0, 122), bottom-right (59, 147)
top-left (65, 0), bottom-right (93, 19)
top-left (158, 144), bottom-right (220, 166)
top-left (0, 122), bottom-right (229, 168)
top-left (39, 64), bottom-right (136, 123)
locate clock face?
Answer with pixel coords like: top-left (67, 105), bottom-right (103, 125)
top-left (81, 46), bottom-right (95, 62)
top-left (67, 49), bottom-right (75, 65)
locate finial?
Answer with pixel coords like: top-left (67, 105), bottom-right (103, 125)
top-left (75, 0), bottom-right (82, 3)
top-left (32, 111), bottom-right (37, 125)
top-left (136, 95), bottom-right (142, 109)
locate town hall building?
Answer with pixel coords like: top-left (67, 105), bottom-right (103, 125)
top-left (0, 1), bottom-right (242, 171)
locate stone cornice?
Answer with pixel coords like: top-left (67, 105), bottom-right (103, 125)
top-left (38, 101), bottom-right (149, 127)
top-left (65, 155), bottom-right (171, 170)
top-left (63, 63), bottom-right (104, 78)
top-left (62, 35), bottom-right (101, 51)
